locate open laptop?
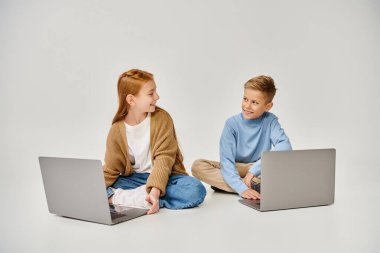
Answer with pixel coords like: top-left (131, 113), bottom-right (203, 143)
top-left (39, 157), bottom-right (148, 225)
top-left (239, 149), bottom-right (335, 211)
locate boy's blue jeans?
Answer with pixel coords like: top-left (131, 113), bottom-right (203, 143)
top-left (107, 173), bottom-right (206, 209)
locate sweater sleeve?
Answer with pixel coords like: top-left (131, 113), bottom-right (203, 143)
top-left (146, 111), bottom-right (177, 196)
top-left (249, 117), bottom-right (292, 176)
top-left (103, 124), bottom-right (126, 187)
top-left (220, 122), bottom-right (249, 195)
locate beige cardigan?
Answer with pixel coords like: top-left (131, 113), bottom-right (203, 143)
top-left (103, 107), bottom-right (187, 196)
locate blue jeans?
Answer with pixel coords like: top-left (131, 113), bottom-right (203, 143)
top-left (107, 173), bottom-right (206, 209)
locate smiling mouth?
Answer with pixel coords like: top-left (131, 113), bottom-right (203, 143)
top-left (243, 109), bottom-right (253, 114)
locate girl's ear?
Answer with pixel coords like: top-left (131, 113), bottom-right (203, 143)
top-left (126, 94), bottom-right (134, 106)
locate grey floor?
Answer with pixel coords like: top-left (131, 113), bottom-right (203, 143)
top-left (1, 169), bottom-right (379, 253)
top-left (1, 1), bottom-right (379, 252)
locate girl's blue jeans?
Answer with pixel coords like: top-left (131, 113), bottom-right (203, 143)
top-left (107, 173), bottom-right (206, 209)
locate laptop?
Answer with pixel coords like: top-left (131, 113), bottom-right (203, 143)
top-left (239, 149), bottom-right (335, 211)
top-left (39, 157), bottom-right (148, 225)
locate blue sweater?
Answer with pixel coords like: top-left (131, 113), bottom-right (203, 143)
top-left (219, 112), bottom-right (292, 195)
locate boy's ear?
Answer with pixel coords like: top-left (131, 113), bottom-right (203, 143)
top-left (126, 94), bottom-right (134, 106)
top-left (265, 102), bottom-right (273, 111)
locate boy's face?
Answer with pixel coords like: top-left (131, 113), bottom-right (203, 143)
top-left (241, 88), bottom-right (273, 120)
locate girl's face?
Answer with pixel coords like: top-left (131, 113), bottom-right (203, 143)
top-left (241, 88), bottom-right (273, 120)
top-left (130, 80), bottom-right (160, 113)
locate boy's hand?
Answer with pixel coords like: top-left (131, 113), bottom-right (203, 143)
top-left (241, 189), bottom-right (261, 200)
top-left (243, 172), bottom-right (254, 188)
top-left (145, 187), bottom-right (160, 215)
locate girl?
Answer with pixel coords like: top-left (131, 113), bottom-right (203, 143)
top-left (103, 69), bottom-right (206, 215)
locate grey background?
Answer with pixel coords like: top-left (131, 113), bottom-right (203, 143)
top-left (1, 0), bottom-right (379, 252)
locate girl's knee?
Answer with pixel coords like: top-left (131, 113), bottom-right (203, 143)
top-left (165, 175), bottom-right (206, 208)
top-left (186, 177), bottom-right (207, 206)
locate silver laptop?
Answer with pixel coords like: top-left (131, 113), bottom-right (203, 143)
top-left (39, 157), bottom-right (148, 225)
top-left (239, 149), bottom-right (335, 211)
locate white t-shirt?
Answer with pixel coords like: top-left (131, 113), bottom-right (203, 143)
top-left (125, 113), bottom-right (152, 173)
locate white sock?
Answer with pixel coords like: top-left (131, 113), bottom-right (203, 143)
top-left (111, 185), bottom-right (152, 209)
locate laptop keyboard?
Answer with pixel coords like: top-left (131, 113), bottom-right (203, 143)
top-left (111, 211), bottom-right (127, 219)
top-left (109, 204), bottom-right (128, 219)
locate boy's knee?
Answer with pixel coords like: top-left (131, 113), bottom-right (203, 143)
top-left (191, 159), bottom-right (206, 176)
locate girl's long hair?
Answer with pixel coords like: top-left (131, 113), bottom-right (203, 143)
top-left (112, 69), bottom-right (154, 124)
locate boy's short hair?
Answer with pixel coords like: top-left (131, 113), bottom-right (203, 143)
top-left (244, 75), bottom-right (277, 103)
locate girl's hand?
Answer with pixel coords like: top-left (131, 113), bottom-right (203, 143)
top-left (145, 187), bottom-right (161, 215)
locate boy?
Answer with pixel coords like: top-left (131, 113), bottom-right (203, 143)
top-left (191, 75), bottom-right (292, 200)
